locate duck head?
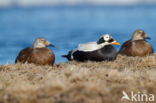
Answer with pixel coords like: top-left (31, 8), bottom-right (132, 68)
top-left (33, 37), bottom-right (55, 48)
top-left (97, 34), bottom-right (120, 46)
top-left (132, 30), bottom-right (151, 41)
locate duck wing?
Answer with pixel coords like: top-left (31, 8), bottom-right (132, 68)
top-left (119, 40), bottom-right (132, 54)
top-left (78, 42), bottom-right (99, 52)
top-left (15, 47), bottom-right (33, 63)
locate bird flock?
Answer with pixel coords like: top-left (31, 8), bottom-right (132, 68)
top-left (15, 29), bottom-right (154, 66)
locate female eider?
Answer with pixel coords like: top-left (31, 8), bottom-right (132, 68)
top-left (62, 34), bottom-right (120, 62)
top-left (119, 30), bottom-right (154, 57)
top-left (15, 37), bottom-right (55, 65)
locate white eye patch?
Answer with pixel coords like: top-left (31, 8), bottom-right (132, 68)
top-left (103, 34), bottom-right (110, 41)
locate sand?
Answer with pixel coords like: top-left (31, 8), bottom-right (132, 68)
top-left (0, 55), bottom-right (156, 103)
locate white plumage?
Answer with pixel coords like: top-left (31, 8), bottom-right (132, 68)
top-left (77, 34), bottom-right (113, 52)
top-left (78, 42), bottom-right (108, 52)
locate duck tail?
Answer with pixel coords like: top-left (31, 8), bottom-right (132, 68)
top-left (61, 54), bottom-right (71, 60)
top-left (61, 51), bottom-right (73, 60)
top-left (61, 55), bottom-right (68, 58)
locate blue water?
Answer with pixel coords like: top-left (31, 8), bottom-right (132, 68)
top-left (0, 5), bottom-right (156, 64)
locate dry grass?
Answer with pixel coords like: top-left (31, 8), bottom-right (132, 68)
top-left (0, 55), bottom-right (156, 103)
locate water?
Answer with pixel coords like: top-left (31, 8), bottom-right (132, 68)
top-left (0, 5), bottom-right (156, 64)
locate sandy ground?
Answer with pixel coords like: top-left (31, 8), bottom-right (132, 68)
top-left (0, 55), bottom-right (156, 103)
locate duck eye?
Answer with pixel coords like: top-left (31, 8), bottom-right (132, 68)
top-left (138, 31), bottom-right (143, 34)
top-left (41, 39), bottom-right (45, 41)
top-left (104, 36), bottom-right (110, 41)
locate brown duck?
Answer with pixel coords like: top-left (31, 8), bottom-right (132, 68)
top-left (15, 38), bottom-right (55, 65)
top-left (119, 30), bottom-right (154, 57)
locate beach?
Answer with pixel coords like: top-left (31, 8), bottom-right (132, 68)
top-left (0, 55), bottom-right (156, 103)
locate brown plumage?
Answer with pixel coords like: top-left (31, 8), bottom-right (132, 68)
top-left (15, 38), bottom-right (55, 65)
top-left (119, 30), bottom-right (154, 57)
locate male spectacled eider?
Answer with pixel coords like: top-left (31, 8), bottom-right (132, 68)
top-left (119, 30), bottom-right (154, 57)
top-left (15, 38), bottom-right (55, 65)
top-left (62, 34), bottom-right (120, 62)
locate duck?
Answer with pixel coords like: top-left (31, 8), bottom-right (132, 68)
top-left (62, 34), bottom-right (120, 62)
top-left (15, 37), bottom-right (55, 65)
top-left (119, 30), bottom-right (154, 57)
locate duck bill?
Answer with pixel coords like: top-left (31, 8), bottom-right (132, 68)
top-left (45, 41), bottom-right (55, 47)
top-left (112, 41), bottom-right (120, 45)
top-left (48, 44), bottom-right (55, 47)
top-left (144, 32), bottom-right (151, 40)
top-left (145, 37), bottom-right (151, 40)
